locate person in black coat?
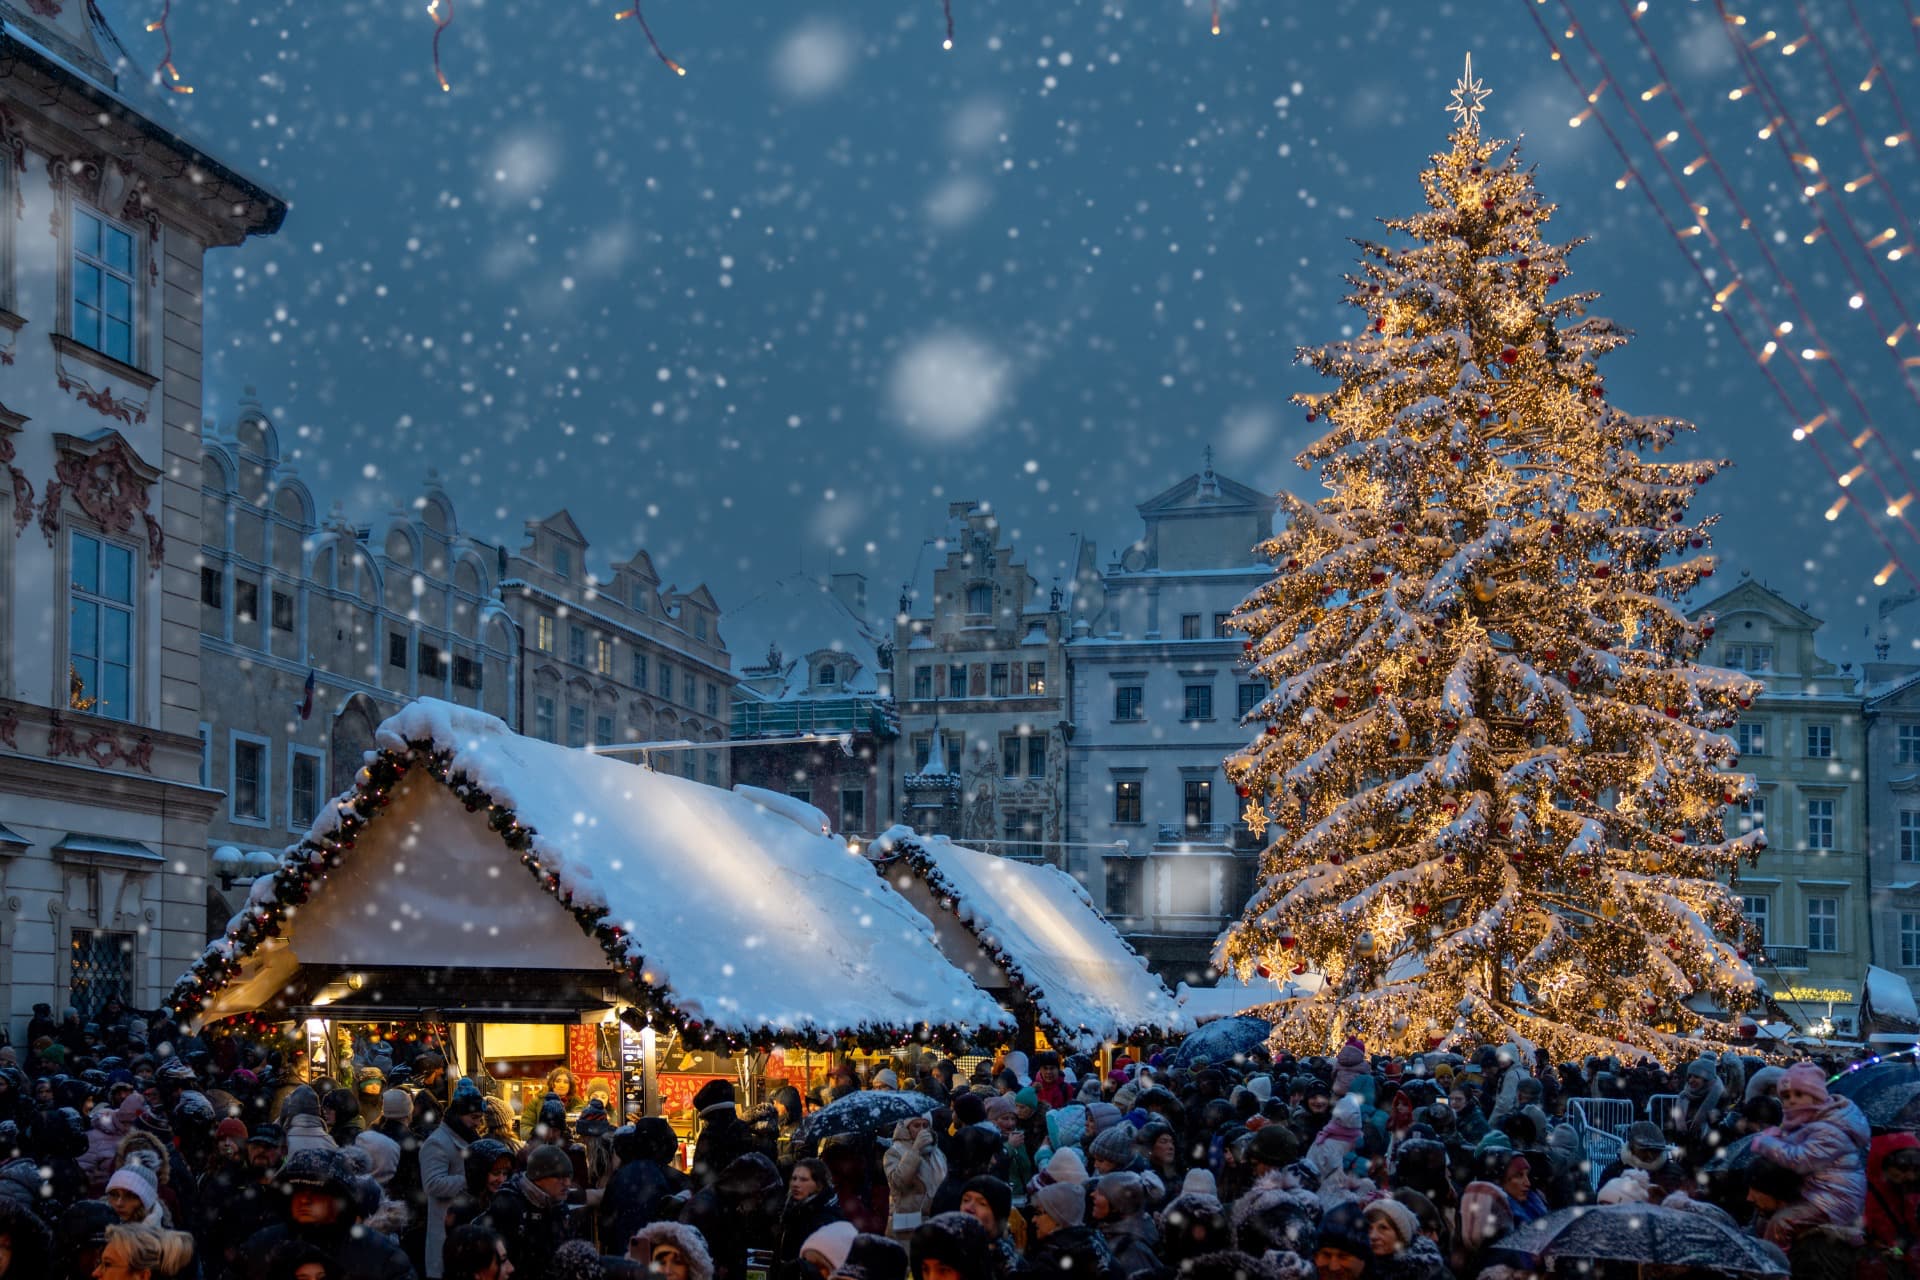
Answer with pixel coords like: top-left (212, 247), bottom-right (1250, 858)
top-left (483, 1143), bottom-right (582, 1280)
top-left (776, 1158), bottom-right (844, 1280)
top-left (0, 1195), bottom-right (52, 1279)
top-left (599, 1119), bottom-right (690, 1252)
top-left (690, 1081), bottom-right (754, 1191)
top-left (681, 1152), bottom-right (783, 1280)
top-left (1026, 1183), bottom-right (1112, 1280)
top-left (908, 1212), bottom-right (992, 1280)
top-left (198, 1124), bottom-right (289, 1280)
top-left (235, 1148), bottom-right (413, 1280)
top-left (928, 1128), bottom-right (1001, 1218)
top-left (447, 1137), bottom-right (516, 1237)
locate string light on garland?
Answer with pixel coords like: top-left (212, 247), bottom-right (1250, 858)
top-left (145, 0), bottom-right (193, 94)
top-left (943, 0), bottom-right (956, 50)
top-left (614, 3), bottom-right (686, 76)
top-left (1212, 1), bottom-right (1222, 36)
top-left (428, 0), bottom-right (453, 92)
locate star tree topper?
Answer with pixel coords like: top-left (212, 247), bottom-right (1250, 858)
top-left (1448, 52), bottom-right (1490, 130)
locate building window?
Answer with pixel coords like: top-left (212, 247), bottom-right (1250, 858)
top-left (632, 582), bottom-right (649, 612)
top-left (69, 930), bottom-right (135, 1020)
top-left (289, 748), bottom-right (322, 830)
top-left (271, 590), bottom-right (294, 632)
top-left (71, 207), bottom-right (136, 365)
top-left (69, 532), bottom-right (135, 720)
top-left (818, 664), bottom-right (837, 688)
top-left (388, 633), bottom-right (408, 669)
top-left (682, 755), bottom-right (697, 780)
top-left (684, 673), bottom-right (696, 705)
top-left (1806, 724), bottom-right (1833, 758)
top-left (1180, 614), bottom-right (1201, 640)
top-left (1807, 897), bottom-right (1839, 953)
top-left (1722, 644), bottom-right (1771, 672)
top-left (453, 654), bottom-right (483, 690)
top-left (1807, 797), bottom-right (1836, 849)
top-left (633, 653), bottom-right (649, 688)
top-left (198, 722), bottom-right (211, 788)
top-left (1028, 734), bottom-right (1047, 778)
top-left (536, 615), bottom-right (555, 652)
top-left (1738, 791), bottom-right (1768, 834)
top-left (912, 666), bottom-right (933, 700)
top-left (1003, 811), bottom-right (1042, 860)
top-left (553, 546), bottom-right (572, 579)
top-left (1903, 914), bottom-right (1920, 968)
top-left (967, 584), bottom-right (992, 615)
top-left (231, 734), bottom-right (268, 823)
top-left (1184, 684), bottom-right (1214, 721)
top-left (1026, 662), bottom-right (1046, 695)
top-left (706, 684), bottom-right (719, 716)
top-left (788, 786), bottom-right (814, 806)
top-left (1741, 895), bottom-right (1770, 945)
top-left (1238, 683), bottom-right (1265, 719)
top-left (1106, 859), bottom-right (1141, 917)
top-left (1114, 685), bottom-right (1143, 721)
top-left (658, 663), bottom-right (673, 699)
top-left (1184, 779), bottom-right (1213, 828)
top-left (912, 736), bottom-right (931, 772)
top-left (990, 663), bottom-right (1009, 697)
top-left (596, 638), bottom-right (614, 675)
top-left (595, 713), bottom-right (614, 746)
top-left (1899, 724), bottom-right (1920, 764)
top-left (1901, 810), bottom-right (1920, 862)
top-left (1749, 644), bottom-right (1773, 671)
top-left (534, 695), bottom-right (557, 742)
top-left (418, 641), bottom-right (444, 678)
top-left (1736, 721), bottom-right (1767, 756)
top-left (568, 626), bottom-right (587, 666)
top-left (695, 614), bottom-right (709, 641)
top-left (841, 786), bottom-right (866, 833)
top-left (705, 752), bottom-right (719, 786)
top-left (566, 704), bottom-right (587, 748)
top-left (1213, 613), bottom-right (1232, 638)
top-left (234, 579), bottom-right (259, 625)
top-left (1114, 779), bottom-right (1142, 824)
top-left (200, 566), bottom-right (223, 609)
top-left (1002, 734), bottom-right (1023, 779)
top-left (948, 664), bottom-right (967, 698)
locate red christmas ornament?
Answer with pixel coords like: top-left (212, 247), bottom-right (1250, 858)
top-left (1305, 413), bottom-right (1316, 423)
top-left (1374, 318), bottom-right (1386, 332)
top-left (1497, 819), bottom-right (1513, 834)
top-left (1700, 567), bottom-right (1714, 578)
top-left (1547, 273), bottom-right (1560, 284)
top-left (1237, 785), bottom-right (1251, 798)
top-left (1549, 522), bottom-right (1564, 535)
top-left (1695, 473), bottom-right (1711, 485)
top-left (1412, 903), bottom-right (1431, 918)
top-left (1416, 654), bottom-right (1430, 666)
top-left (1255, 963), bottom-right (1272, 979)
top-left (1333, 694), bottom-right (1351, 710)
top-left (1266, 724), bottom-right (1281, 736)
top-left (1517, 256), bottom-right (1531, 270)
top-left (1576, 866), bottom-right (1592, 878)
top-left (1500, 347), bottom-right (1519, 364)
top-left (1542, 649), bottom-right (1558, 662)
top-left (1329, 854), bottom-right (1344, 866)
top-left (1702, 625), bottom-right (1715, 638)
top-left (1593, 566), bottom-right (1611, 579)
top-left (1244, 640), bottom-right (1255, 653)
top-left (1690, 537), bottom-right (1704, 549)
top-left (1482, 198), bottom-right (1496, 210)
top-left (1450, 450), bottom-right (1463, 462)
top-left (1444, 852), bottom-right (1458, 866)
top-left (1478, 407), bottom-right (1492, 420)
top-left (1664, 706), bottom-right (1680, 718)
top-left (1280, 934), bottom-right (1298, 950)
top-left (1370, 569), bottom-right (1386, 584)
top-left (1392, 522), bottom-right (1406, 534)
top-left (1285, 558), bottom-right (1299, 569)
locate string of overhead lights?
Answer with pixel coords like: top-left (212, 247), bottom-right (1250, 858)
top-left (613, 2), bottom-right (686, 76)
top-left (1840, 0), bottom-right (1920, 176)
top-left (144, 0), bottom-right (192, 94)
top-left (1590, 0), bottom-right (1920, 539)
top-left (427, 0), bottom-right (452, 92)
top-left (1523, 0), bottom-right (1920, 594)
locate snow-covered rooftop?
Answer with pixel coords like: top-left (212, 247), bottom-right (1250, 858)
top-left (1867, 965), bottom-right (1920, 1026)
top-left (179, 700), bottom-right (1010, 1041)
top-left (874, 827), bottom-right (1191, 1049)
top-left (1175, 972), bottom-right (1325, 1024)
top-left (724, 572), bottom-right (887, 700)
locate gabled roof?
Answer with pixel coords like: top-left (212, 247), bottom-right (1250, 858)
top-left (173, 701), bottom-right (1011, 1046)
top-left (1688, 579), bottom-right (1822, 630)
top-left (1136, 470), bottom-right (1274, 517)
top-left (724, 573), bottom-right (887, 699)
top-left (873, 827), bottom-right (1191, 1050)
top-left (616, 549), bottom-right (661, 584)
top-left (527, 509), bottom-right (589, 547)
top-left (676, 584), bottom-right (721, 612)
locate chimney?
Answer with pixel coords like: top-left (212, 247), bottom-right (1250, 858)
top-left (830, 572), bottom-right (868, 617)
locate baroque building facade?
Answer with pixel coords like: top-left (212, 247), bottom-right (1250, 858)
top-left (0, 1), bottom-right (284, 1033)
top-left (1866, 595), bottom-right (1920, 1006)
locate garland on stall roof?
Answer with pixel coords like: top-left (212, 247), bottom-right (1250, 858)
top-left (169, 742), bottom-right (1000, 1056)
top-left (876, 832), bottom-right (1184, 1047)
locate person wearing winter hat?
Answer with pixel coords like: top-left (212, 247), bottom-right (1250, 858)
top-left (691, 1078), bottom-right (753, 1191)
top-left (999, 1052), bottom-right (1032, 1090)
top-left (198, 1120), bottom-right (286, 1280)
top-left (793, 1220), bottom-right (859, 1280)
top-left (424, 1084), bottom-right (489, 1278)
top-left (871, 1070), bottom-right (900, 1092)
top-left (235, 1147), bottom-right (412, 1279)
top-left (1088, 1171), bottom-right (1160, 1280)
top-left (106, 1163), bottom-right (164, 1226)
top-left (1749, 1060), bottom-right (1871, 1250)
top-left (354, 1123), bottom-right (402, 1187)
top-left (1597, 1121), bottom-right (1689, 1196)
top-left (1086, 1120), bottom-right (1137, 1176)
top-left (884, 1115), bottom-right (948, 1240)
top-left (1362, 1198), bottom-right (1449, 1280)
top-left (1310, 1202), bottom-right (1370, 1280)
top-left (907, 1211), bottom-right (992, 1280)
top-left (631, 1221), bottom-right (717, 1280)
top-left (488, 1143), bottom-right (582, 1280)
top-left (278, 1083), bottom-right (336, 1156)
top-left (1027, 1182), bottom-right (1112, 1280)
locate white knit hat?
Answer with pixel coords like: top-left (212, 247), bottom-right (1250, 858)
top-left (108, 1165), bottom-right (158, 1212)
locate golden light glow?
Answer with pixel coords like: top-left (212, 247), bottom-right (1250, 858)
top-left (1877, 563), bottom-right (1898, 586)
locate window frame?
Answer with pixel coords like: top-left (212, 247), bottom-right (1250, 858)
top-left (1183, 778), bottom-right (1213, 827)
top-left (1740, 894), bottom-right (1770, 945)
top-left (1114, 778), bottom-right (1143, 825)
top-left (1806, 723), bottom-right (1834, 759)
top-left (840, 785), bottom-right (866, 834)
top-left (1114, 685), bottom-right (1144, 722)
top-left (1213, 613), bottom-right (1232, 639)
top-left (229, 730), bottom-right (272, 827)
top-left (200, 566), bottom-right (223, 610)
top-left (1900, 809), bottom-right (1920, 863)
top-left (1806, 796), bottom-right (1837, 850)
top-left (1184, 683), bottom-right (1214, 722)
top-left (1807, 896), bottom-right (1840, 953)
top-left (388, 632), bottom-right (409, 670)
top-left (67, 529), bottom-right (139, 722)
top-left (1026, 662), bottom-right (1046, 695)
top-left (1179, 613), bottom-right (1201, 641)
top-left (966, 583), bottom-right (993, 616)
top-left (596, 637), bottom-right (614, 676)
top-left (1736, 721), bottom-right (1767, 757)
top-left (1899, 724), bottom-right (1920, 765)
top-left (1903, 913), bottom-right (1920, 968)
top-left (594, 712), bottom-right (615, 747)
top-left (534, 695), bottom-right (557, 742)
top-left (270, 588), bottom-right (294, 633)
top-left (633, 652), bottom-right (650, 689)
top-left (912, 666), bottom-right (933, 700)
top-left (567, 625), bottom-right (588, 667)
top-left (535, 614), bottom-right (556, 652)
top-left (233, 578), bottom-right (259, 626)
top-left (68, 202), bottom-right (140, 368)
top-left (566, 703), bottom-right (588, 748)
top-left (1238, 683), bottom-right (1264, 719)
top-left (1027, 733), bottom-right (1047, 779)
top-left (287, 744), bottom-right (324, 833)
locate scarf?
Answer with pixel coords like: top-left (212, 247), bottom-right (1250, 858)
top-left (509, 1171), bottom-right (557, 1211)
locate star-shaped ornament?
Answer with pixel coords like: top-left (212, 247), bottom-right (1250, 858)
top-left (1242, 800), bottom-right (1269, 838)
top-left (1448, 52), bottom-right (1490, 130)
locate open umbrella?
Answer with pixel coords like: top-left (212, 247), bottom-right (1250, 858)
top-left (791, 1089), bottom-right (938, 1153)
top-left (1828, 1056), bottom-right (1920, 1102)
top-left (1495, 1203), bottom-right (1788, 1275)
top-left (1168, 1015), bottom-right (1272, 1069)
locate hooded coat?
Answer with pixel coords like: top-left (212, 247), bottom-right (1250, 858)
top-left (633, 1221), bottom-right (718, 1280)
top-left (420, 1108), bottom-right (477, 1278)
top-left (280, 1085), bottom-right (338, 1156)
top-left (601, 1118), bottom-right (690, 1251)
top-left (1867, 1132), bottom-right (1920, 1254)
top-left (1330, 1042), bottom-right (1369, 1099)
top-left (1750, 1085), bottom-right (1870, 1239)
top-left (1092, 1172), bottom-right (1163, 1280)
top-left (882, 1118), bottom-right (948, 1239)
top-left (1026, 1219), bottom-right (1114, 1280)
top-left (485, 1171), bottom-right (580, 1280)
top-left (681, 1152), bottom-right (785, 1280)
top-left (81, 1090), bottom-right (148, 1192)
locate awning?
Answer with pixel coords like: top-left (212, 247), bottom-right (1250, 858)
top-left (173, 699), bottom-right (1011, 1045)
top-left (872, 827), bottom-right (1191, 1050)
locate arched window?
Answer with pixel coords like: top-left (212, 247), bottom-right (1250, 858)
top-left (817, 664), bottom-right (837, 688)
top-left (966, 584), bottom-right (992, 615)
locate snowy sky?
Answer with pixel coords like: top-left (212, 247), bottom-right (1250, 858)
top-left (110, 0), bottom-right (1920, 664)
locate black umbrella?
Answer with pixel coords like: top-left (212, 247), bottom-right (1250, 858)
top-left (1703, 1132), bottom-right (1759, 1172)
top-left (1828, 1056), bottom-right (1920, 1102)
top-left (1168, 1015), bottom-right (1272, 1069)
top-left (791, 1089), bottom-right (938, 1152)
top-left (1496, 1203), bottom-right (1788, 1275)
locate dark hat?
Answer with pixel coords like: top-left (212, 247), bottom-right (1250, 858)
top-left (960, 1174), bottom-right (1012, 1224)
top-left (248, 1121), bottom-right (287, 1147)
top-left (845, 1234), bottom-right (909, 1280)
top-left (1625, 1121), bottom-right (1668, 1153)
top-left (526, 1143), bottom-right (575, 1183)
top-left (446, 1086), bottom-right (487, 1118)
top-left (909, 1212), bottom-right (993, 1280)
top-left (1248, 1123), bottom-right (1300, 1168)
top-left (1314, 1202), bottom-right (1370, 1259)
top-left (277, 1148), bottom-right (354, 1201)
top-left (692, 1078), bottom-right (736, 1113)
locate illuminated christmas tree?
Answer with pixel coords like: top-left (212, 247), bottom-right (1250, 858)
top-left (1219, 58), bottom-right (1769, 1062)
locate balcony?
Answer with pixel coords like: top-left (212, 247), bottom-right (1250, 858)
top-left (1755, 946), bottom-right (1809, 970)
top-left (1156, 822), bottom-right (1240, 851)
top-left (730, 696), bottom-right (896, 740)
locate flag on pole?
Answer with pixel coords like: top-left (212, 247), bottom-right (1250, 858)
top-left (296, 669), bottom-right (316, 721)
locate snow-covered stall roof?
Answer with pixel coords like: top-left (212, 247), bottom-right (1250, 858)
top-left (1865, 965), bottom-right (1920, 1029)
top-left (873, 827), bottom-right (1191, 1051)
top-left (172, 701), bottom-right (1011, 1045)
top-left (1175, 972), bottom-right (1325, 1025)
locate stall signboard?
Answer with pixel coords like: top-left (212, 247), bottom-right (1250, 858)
top-left (567, 1025), bottom-right (620, 1111)
top-left (660, 1073), bottom-right (732, 1120)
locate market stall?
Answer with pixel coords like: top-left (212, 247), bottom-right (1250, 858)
top-left (173, 700), bottom-right (1011, 1143)
top-left (870, 826), bottom-right (1192, 1052)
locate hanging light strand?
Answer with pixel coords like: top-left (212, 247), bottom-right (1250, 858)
top-left (943, 0), bottom-right (956, 49)
top-left (145, 0), bottom-right (193, 94)
top-left (1844, 0), bottom-right (1920, 165)
top-left (614, 3), bottom-right (686, 75)
top-left (1523, 1), bottom-right (1920, 594)
top-left (1575, 0), bottom-right (1920, 554)
top-left (427, 0), bottom-right (452, 92)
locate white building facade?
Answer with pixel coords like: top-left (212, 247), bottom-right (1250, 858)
top-left (0, 2), bottom-right (283, 1034)
top-left (1066, 463), bottom-right (1275, 981)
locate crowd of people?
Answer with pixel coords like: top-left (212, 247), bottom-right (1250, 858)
top-left (0, 1000), bottom-right (1911, 1280)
